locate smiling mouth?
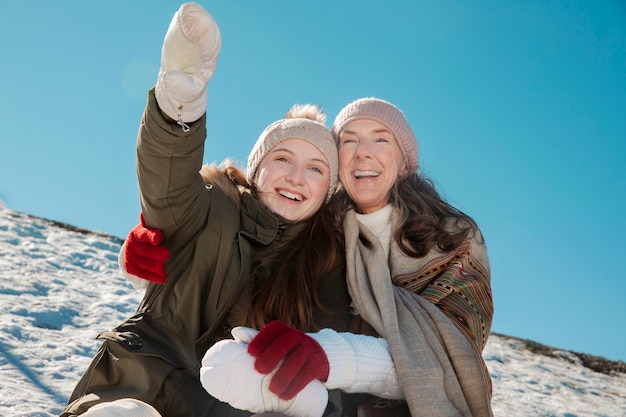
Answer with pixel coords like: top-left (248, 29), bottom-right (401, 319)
top-left (278, 189), bottom-right (304, 201)
top-left (354, 170), bottom-right (380, 179)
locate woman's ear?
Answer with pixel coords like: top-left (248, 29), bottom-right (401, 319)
top-left (399, 160), bottom-right (409, 177)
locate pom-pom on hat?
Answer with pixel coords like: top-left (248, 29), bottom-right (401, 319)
top-left (247, 111), bottom-right (338, 203)
top-left (331, 97), bottom-right (419, 175)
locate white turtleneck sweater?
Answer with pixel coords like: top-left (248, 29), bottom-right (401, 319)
top-left (355, 204), bottom-right (393, 259)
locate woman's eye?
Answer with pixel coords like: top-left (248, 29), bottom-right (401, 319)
top-left (341, 138), bottom-right (356, 145)
top-left (309, 166), bottom-right (323, 174)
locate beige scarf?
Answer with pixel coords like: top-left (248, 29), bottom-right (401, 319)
top-left (343, 209), bottom-right (493, 417)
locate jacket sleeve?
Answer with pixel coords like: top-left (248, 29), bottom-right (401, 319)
top-left (309, 329), bottom-right (403, 399)
top-left (135, 88), bottom-right (210, 250)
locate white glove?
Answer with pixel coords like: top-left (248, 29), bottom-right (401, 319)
top-left (200, 337), bottom-right (328, 417)
top-left (155, 2), bottom-right (221, 125)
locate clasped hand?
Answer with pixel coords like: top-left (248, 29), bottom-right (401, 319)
top-left (200, 322), bottom-right (330, 417)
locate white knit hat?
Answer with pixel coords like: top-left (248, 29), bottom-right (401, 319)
top-left (247, 117), bottom-right (338, 203)
top-left (332, 97), bottom-right (419, 175)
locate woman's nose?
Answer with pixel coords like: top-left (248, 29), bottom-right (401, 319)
top-left (355, 140), bottom-right (373, 158)
top-left (286, 166), bottom-right (305, 185)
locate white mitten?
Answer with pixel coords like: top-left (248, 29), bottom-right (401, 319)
top-left (230, 325), bottom-right (259, 342)
top-left (200, 339), bottom-right (328, 417)
top-left (155, 2), bottom-right (221, 125)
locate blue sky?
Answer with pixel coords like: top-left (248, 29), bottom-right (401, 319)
top-left (1, 1), bottom-right (625, 362)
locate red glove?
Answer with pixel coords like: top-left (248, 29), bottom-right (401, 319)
top-left (247, 321), bottom-right (329, 401)
top-left (123, 213), bottom-right (170, 284)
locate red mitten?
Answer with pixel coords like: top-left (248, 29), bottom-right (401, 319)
top-left (123, 213), bottom-right (170, 284)
top-left (247, 321), bottom-right (329, 401)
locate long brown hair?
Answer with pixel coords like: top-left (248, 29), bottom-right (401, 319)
top-left (201, 160), bottom-right (345, 332)
top-left (391, 174), bottom-right (480, 256)
top-left (243, 195), bottom-right (345, 332)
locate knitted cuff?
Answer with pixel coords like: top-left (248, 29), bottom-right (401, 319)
top-left (309, 328), bottom-right (358, 389)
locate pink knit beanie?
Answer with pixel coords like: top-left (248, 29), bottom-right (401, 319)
top-left (331, 97), bottom-right (419, 175)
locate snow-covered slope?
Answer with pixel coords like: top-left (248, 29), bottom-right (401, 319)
top-left (1, 205), bottom-right (625, 416)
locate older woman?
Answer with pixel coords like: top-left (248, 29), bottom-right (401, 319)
top-left (332, 98), bottom-right (493, 416)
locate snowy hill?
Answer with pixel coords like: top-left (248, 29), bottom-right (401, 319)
top-left (1, 205), bottom-right (625, 416)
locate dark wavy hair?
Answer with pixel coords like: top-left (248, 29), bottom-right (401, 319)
top-left (392, 174), bottom-right (480, 256)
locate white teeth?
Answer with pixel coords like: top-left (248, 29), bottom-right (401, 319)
top-left (354, 170), bottom-right (379, 178)
top-left (279, 190), bottom-right (303, 201)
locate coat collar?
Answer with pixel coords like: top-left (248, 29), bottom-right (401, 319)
top-left (238, 192), bottom-right (302, 245)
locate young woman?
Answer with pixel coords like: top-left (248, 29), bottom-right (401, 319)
top-left (60, 4), bottom-right (348, 417)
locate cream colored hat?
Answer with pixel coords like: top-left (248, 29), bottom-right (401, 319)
top-left (332, 97), bottom-right (419, 175)
top-left (246, 117), bottom-right (338, 203)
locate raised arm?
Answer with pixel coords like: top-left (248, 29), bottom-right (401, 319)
top-left (136, 3), bottom-right (221, 247)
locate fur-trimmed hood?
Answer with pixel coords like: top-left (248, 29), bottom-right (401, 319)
top-left (199, 163), bottom-right (246, 210)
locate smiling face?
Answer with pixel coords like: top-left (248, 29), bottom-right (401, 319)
top-left (254, 138), bottom-right (331, 222)
top-left (338, 119), bottom-right (407, 214)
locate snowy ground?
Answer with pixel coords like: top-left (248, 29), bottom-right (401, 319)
top-left (1, 205), bottom-right (625, 416)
